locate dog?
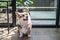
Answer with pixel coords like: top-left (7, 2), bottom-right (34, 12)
top-left (16, 9), bottom-right (32, 37)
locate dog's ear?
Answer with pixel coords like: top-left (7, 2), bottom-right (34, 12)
top-left (15, 12), bottom-right (20, 18)
top-left (23, 9), bottom-right (29, 13)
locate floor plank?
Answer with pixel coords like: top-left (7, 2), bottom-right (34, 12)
top-left (19, 28), bottom-right (60, 40)
top-left (0, 28), bottom-right (60, 40)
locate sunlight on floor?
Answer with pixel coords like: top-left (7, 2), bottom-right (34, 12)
top-left (0, 28), bottom-right (60, 40)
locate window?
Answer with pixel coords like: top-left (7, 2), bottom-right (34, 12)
top-left (16, 0), bottom-right (57, 26)
top-left (0, 2), bottom-right (12, 23)
top-left (0, 0), bottom-right (14, 27)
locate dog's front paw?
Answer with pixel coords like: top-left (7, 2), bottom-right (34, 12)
top-left (19, 34), bottom-right (23, 38)
top-left (19, 32), bottom-right (23, 38)
top-left (28, 34), bottom-right (31, 38)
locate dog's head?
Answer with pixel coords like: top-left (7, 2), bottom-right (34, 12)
top-left (16, 9), bottom-right (29, 19)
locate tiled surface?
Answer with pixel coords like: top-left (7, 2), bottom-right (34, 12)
top-left (30, 28), bottom-right (60, 40)
top-left (0, 27), bottom-right (19, 40)
top-left (19, 28), bottom-right (60, 40)
top-left (0, 28), bottom-right (60, 40)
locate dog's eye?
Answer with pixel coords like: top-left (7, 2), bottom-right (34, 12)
top-left (22, 15), bottom-right (24, 17)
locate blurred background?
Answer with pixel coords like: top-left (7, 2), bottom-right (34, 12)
top-left (0, 0), bottom-right (60, 40)
top-left (0, 0), bottom-right (58, 27)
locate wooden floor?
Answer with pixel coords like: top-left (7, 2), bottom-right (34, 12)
top-left (18, 28), bottom-right (60, 40)
top-left (0, 28), bottom-right (60, 40)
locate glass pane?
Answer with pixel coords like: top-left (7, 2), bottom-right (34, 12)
top-left (16, 0), bottom-right (57, 25)
top-left (30, 0), bottom-right (57, 25)
top-left (30, 11), bottom-right (56, 19)
top-left (32, 20), bottom-right (56, 25)
top-left (0, 2), bottom-right (12, 23)
top-left (16, 0), bottom-right (57, 7)
top-left (32, 0), bottom-right (55, 7)
top-left (30, 11), bottom-right (56, 25)
top-left (0, 0), bottom-right (12, 1)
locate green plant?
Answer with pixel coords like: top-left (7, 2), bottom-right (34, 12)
top-left (0, 2), bottom-right (11, 6)
top-left (28, 0), bottom-right (34, 6)
top-left (0, 2), bottom-right (7, 6)
top-left (0, 0), bottom-right (34, 6)
top-left (16, 0), bottom-right (34, 6)
top-left (0, 9), bottom-right (2, 13)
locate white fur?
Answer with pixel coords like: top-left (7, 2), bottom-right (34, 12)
top-left (16, 12), bottom-right (32, 37)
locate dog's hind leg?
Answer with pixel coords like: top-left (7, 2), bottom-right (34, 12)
top-left (19, 31), bottom-right (23, 37)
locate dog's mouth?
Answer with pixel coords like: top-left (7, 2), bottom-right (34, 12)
top-left (23, 16), bottom-right (28, 21)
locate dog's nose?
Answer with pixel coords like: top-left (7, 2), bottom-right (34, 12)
top-left (26, 16), bottom-right (28, 18)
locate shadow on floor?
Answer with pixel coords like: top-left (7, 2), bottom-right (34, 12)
top-left (18, 36), bottom-right (30, 40)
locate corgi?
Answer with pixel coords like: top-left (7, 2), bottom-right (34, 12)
top-left (16, 9), bottom-right (32, 37)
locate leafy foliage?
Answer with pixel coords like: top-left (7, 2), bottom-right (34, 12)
top-left (16, 0), bottom-right (34, 6)
top-left (0, 2), bottom-right (7, 6)
top-left (0, 0), bottom-right (34, 6)
top-left (0, 0), bottom-right (34, 13)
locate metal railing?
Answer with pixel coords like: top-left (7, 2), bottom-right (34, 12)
top-left (0, 6), bottom-right (57, 9)
top-left (0, 6), bottom-right (57, 20)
